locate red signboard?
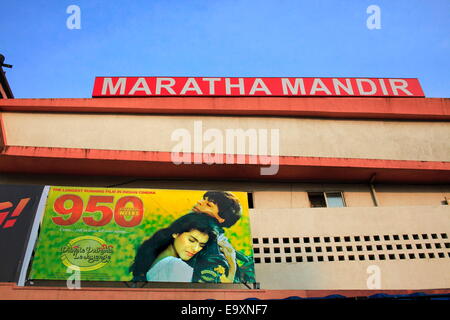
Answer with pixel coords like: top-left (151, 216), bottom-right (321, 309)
top-left (92, 77), bottom-right (424, 98)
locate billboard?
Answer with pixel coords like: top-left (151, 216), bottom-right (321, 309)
top-left (92, 76), bottom-right (425, 97)
top-left (28, 186), bottom-right (255, 283)
top-left (0, 184), bottom-right (45, 282)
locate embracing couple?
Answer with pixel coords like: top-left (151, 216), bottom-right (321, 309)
top-left (130, 191), bottom-right (254, 283)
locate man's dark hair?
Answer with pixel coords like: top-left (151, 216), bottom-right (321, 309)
top-left (203, 191), bottom-right (242, 228)
top-left (129, 213), bottom-right (220, 281)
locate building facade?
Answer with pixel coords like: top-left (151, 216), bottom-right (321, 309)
top-left (0, 75), bottom-right (449, 299)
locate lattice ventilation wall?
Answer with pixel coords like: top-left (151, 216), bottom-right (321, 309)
top-left (249, 206), bottom-right (450, 290)
top-left (252, 233), bottom-right (450, 264)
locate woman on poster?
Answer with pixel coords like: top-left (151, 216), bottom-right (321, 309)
top-left (130, 212), bottom-right (237, 283)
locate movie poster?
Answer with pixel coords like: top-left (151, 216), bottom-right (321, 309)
top-left (29, 186), bottom-right (255, 283)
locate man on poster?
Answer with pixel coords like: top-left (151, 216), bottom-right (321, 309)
top-left (130, 191), bottom-right (254, 284)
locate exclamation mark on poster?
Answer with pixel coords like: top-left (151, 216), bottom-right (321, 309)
top-left (1, 198), bottom-right (30, 229)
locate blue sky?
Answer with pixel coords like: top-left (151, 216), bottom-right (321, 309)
top-left (1, 0), bottom-right (449, 98)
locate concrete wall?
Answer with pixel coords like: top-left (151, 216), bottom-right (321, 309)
top-left (250, 206), bottom-right (450, 290)
top-left (2, 112), bottom-right (450, 161)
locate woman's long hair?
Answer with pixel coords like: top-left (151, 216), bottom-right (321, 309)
top-left (130, 213), bottom-right (220, 281)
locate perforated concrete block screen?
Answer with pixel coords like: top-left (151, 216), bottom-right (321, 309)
top-left (252, 232), bottom-right (449, 264)
top-left (249, 206), bottom-right (450, 290)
